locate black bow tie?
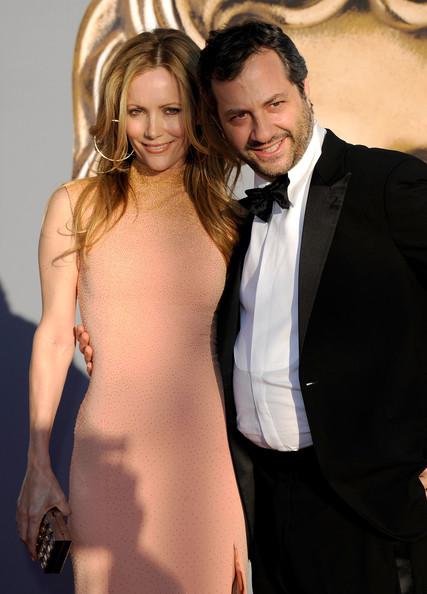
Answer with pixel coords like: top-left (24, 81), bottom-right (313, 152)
top-left (240, 174), bottom-right (291, 222)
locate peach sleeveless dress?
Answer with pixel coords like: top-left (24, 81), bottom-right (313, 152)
top-left (66, 162), bottom-right (247, 594)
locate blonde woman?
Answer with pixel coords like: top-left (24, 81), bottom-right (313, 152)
top-left (16, 29), bottom-right (247, 593)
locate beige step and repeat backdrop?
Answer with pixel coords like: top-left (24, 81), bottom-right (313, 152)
top-left (72, 0), bottom-right (427, 178)
top-left (1, 1), bottom-right (426, 592)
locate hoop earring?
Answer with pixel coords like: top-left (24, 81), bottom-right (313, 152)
top-left (93, 136), bottom-right (134, 162)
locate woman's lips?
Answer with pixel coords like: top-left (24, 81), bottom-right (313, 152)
top-left (142, 141), bottom-right (173, 154)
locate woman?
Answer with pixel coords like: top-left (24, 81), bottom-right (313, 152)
top-left (16, 29), bottom-right (247, 593)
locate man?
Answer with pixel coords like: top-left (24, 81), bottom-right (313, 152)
top-left (196, 21), bottom-right (427, 594)
top-left (79, 21), bottom-right (427, 593)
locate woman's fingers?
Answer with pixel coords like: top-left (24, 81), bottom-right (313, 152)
top-left (16, 502), bottom-right (43, 560)
top-left (16, 504), bottom-right (28, 545)
top-left (27, 509), bottom-right (43, 560)
top-left (31, 499), bottom-right (71, 559)
top-left (16, 467), bottom-right (70, 560)
top-left (55, 498), bottom-right (72, 517)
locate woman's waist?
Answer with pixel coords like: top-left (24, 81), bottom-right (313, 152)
top-left (79, 306), bottom-right (216, 335)
top-left (78, 287), bottom-right (221, 318)
top-left (82, 334), bottom-right (217, 363)
top-left (77, 378), bottom-right (227, 439)
top-left (86, 349), bottom-right (220, 385)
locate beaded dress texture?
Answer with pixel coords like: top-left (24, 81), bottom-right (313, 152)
top-left (65, 162), bottom-right (247, 593)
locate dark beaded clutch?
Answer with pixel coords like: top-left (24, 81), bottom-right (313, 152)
top-left (36, 508), bottom-right (72, 573)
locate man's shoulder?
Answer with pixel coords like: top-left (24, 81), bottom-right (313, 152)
top-left (326, 128), bottom-right (422, 171)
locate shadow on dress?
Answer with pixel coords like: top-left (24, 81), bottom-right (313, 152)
top-left (0, 282), bottom-right (185, 593)
top-left (70, 435), bottom-right (185, 593)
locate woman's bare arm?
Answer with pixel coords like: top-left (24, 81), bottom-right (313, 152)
top-left (17, 186), bottom-right (78, 559)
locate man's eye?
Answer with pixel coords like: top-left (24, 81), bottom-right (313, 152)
top-left (271, 101), bottom-right (284, 108)
top-left (230, 112), bottom-right (247, 122)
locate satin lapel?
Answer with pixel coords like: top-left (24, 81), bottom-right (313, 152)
top-left (217, 217), bottom-right (253, 382)
top-left (298, 132), bottom-right (351, 353)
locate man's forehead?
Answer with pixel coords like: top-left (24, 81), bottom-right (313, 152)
top-left (211, 50), bottom-right (291, 98)
top-left (212, 77), bottom-right (292, 111)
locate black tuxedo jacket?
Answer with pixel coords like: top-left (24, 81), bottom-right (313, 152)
top-left (216, 130), bottom-right (427, 549)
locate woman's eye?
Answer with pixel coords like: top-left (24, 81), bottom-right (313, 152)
top-left (164, 107), bottom-right (181, 115)
top-left (128, 108), bottom-right (142, 116)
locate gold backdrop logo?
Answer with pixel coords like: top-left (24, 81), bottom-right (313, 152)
top-left (73, 0), bottom-right (427, 178)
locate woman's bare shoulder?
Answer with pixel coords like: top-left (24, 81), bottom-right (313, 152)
top-left (60, 177), bottom-right (97, 211)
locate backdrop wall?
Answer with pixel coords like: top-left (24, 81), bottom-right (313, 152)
top-left (1, 3), bottom-right (89, 593)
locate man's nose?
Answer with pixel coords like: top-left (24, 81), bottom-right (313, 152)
top-left (251, 114), bottom-right (275, 145)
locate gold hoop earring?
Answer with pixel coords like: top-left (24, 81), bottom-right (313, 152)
top-left (93, 136), bottom-right (134, 162)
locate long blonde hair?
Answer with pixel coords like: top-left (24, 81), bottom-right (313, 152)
top-left (71, 29), bottom-right (243, 263)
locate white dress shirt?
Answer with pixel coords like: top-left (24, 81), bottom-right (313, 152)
top-left (233, 123), bottom-right (326, 451)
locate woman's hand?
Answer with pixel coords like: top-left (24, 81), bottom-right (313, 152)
top-left (16, 464), bottom-right (71, 560)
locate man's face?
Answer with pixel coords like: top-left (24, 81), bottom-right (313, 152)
top-left (212, 49), bottom-right (313, 180)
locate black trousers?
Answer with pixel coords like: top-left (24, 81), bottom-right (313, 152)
top-left (247, 442), bottom-right (425, 594)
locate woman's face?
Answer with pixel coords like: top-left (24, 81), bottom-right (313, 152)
top-left (126, 67), bottom-right (188, 172)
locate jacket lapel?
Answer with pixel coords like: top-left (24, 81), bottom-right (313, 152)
top-left (216, 217), bottom-right (253, 392)
top-left (298, 130), bottom-right (351, 353)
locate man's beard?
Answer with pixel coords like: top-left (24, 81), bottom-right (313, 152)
top-left (238, 96), bottom-right (314, 180)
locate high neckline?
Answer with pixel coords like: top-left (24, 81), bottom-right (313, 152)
top-left (127, 158), bottom-right (187, 211)
top-left (129, 159), bottom-right (186, 188)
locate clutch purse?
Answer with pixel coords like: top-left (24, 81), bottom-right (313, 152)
top-left (36, 507), bottom-right (72, 573)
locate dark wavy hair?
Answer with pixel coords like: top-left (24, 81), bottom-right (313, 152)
top-left (199, 21), bottom-right (307, 95)
top-left (198, 21), bottom-right (308, 162)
